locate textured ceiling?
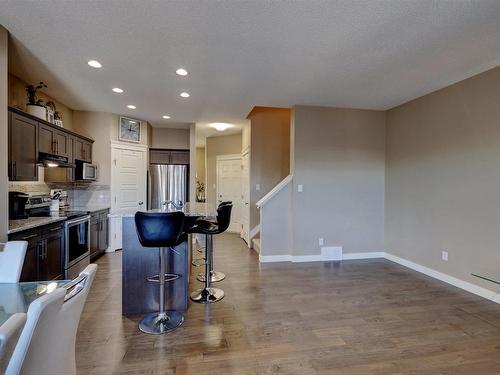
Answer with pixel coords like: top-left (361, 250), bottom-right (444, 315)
top-left (2, 0), bottom-right (500, 131)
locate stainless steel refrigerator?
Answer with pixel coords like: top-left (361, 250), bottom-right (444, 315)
top-left (148, 164), bottom-right (188, 209)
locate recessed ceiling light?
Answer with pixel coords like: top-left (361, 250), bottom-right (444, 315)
top-left (210, 122), bottom-right (233, 131)
top-left (127, 105), bottom-right (136, 109)
top-left (180, 92), bottom-right (190, 98)
top-left (162, 115), bottom-right (171, 119)
top-left (176, 68), bottom-right (188, 76)
top-left (87, 60), bottom-right (102, 68)
top-left (112, 87), bottom-right (124, 93)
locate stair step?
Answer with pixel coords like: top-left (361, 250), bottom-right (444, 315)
top-left (252, 238), bottom-right (261, 253)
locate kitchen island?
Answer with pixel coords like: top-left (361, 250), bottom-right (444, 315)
top-left (114, 203), bottom-right (216, 315)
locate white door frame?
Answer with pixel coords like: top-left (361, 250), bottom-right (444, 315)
top-left (240, 147), bottom-right (250, 245)
top-left (216, 154), bottom-right (242, 232)
top-left (109, 141), bottom-right (148, 251)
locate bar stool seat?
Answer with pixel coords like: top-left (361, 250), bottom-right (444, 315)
top-left (135, 211), bottom-right (185, 334)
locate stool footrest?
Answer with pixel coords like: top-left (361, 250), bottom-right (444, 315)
top-left (197, 270), bottom-right (225, 283)
top-left (191, 258), bottom-right (206, 267)
top-left (147, 273), bottom-right (181, 283)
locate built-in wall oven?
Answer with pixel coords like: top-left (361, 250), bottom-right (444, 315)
top-left (65, 214), bottom-right (91, 279)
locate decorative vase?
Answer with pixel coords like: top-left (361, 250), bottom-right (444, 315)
top-left (26, 104), bottom-right (47, 120)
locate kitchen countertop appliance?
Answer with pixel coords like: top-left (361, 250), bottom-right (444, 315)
top-left (9, 192), bottom-right (29, 219)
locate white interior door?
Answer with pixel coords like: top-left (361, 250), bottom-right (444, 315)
top-left (217, 155), bottom-right (242, 233)
top-left (241, 151), bottom-right (250, 244)
top-left (110, 144), bottom-right (147, 251)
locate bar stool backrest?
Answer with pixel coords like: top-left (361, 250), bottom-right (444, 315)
top-left (216, 204), bottom-right (233, 233)
top-left (135, 211), bottom-right (185, 248)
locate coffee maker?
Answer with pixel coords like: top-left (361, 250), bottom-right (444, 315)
top-left (9, 192), bottom-right (29, 219)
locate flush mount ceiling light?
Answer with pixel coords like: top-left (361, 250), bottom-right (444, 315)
top-left (87, 60), bottom-right (102, 68)
top-left (127, 105), bottom-right (136, 109)
top-left (180, 92), bottom-right (190, 98)
top-left (210, 122), bottom-right (233, 131)
top-left (112, 87), bottom-right (124, 93)
top-left (176, 68), bottom-right (188, 76)
top-left (162, 115), bottom-right (171, 119)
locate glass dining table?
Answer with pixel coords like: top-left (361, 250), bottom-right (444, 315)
top-left (0, 280), bottom-right (69, 326)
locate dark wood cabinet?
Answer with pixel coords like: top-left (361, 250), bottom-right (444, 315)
top-left (8, 107), bottom-right (94, 182)
top-left (90, 209), bottom-right (109, 260)
top-left (10, 222), bottom-right (65, 282)
top-left (150, 149), bottom-right (189, 165)
top-left (8, 112), bottom-right (38, 181)
top-left (74, 137), bottom-right (92, 162)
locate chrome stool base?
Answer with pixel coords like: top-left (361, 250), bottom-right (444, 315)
top-left (139, 311), bottom-right (184, 335)
top-left (197, 270), bottom-right (226, 283)
top-left (190, 287), bottom-right (224, 303)
top-left (191, 258), bottom-right (205, 267)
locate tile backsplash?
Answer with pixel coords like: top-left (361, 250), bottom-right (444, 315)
top-left (67, 188), bottom-right (111, 207)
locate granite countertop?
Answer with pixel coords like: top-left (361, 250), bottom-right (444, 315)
top-left (109, 202), bottom-right (217, 218)
top-left (67, 204), bottom-right (111, 213)
top-left (9, 216), bottom-right (67, 235)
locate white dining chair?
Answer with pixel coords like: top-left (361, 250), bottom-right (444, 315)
top-left (0, 313), bottom-right (27, 375)
top-left (6, 264), bottom-right (97, 375)
top-left (0, 242), bottom-right (28, 283)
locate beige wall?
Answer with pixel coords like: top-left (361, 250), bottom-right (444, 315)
top-left (241, 121), bottom-right (250, 152)
top-left (8, 73), bottom-right (74, 130)
top-left (0, 27), bottom-right (8, 240)
top-left (206, 134), bottom-right (242, 205)
top-left (196, 147), bottom-right (206, 184)
top-left (385, 65), bottom-right (500, 288)
top-left (292, 105), bottom-right (386, 255)
top-left (249, 107), bottom-right (291, 230)
top-left (150, 127), bottom-right (190, 149)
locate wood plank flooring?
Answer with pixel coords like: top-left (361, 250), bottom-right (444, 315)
top-left (76, 234), bottom-right (500, 374)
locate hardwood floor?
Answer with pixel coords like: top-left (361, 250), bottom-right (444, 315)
top-left (76, 234), bottom-right (500, 374)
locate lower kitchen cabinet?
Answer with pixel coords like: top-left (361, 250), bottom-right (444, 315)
top-left (9, 222), bottom-right (65, 282)
top-left (90, 209), bottom-right (109, 260)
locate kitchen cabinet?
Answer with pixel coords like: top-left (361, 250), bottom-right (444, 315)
top-left (90, 209), bottom-right (109, 260)
top-left (74, 137), bottom-right (92, 162)
top-left (8, 111), bottom-right (38, 181)
top-left (8, 107), bottom-right (94, 182)
top-left (9, 222), bottom-right (65, 282)
top-left (150, 149), bottom-right (189, 165)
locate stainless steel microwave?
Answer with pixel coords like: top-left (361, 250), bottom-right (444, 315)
top-left (75, 161), bottom-right (97, 181)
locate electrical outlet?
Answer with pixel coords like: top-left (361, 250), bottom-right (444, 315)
top-left (256, 184), bottom-right (261, 191)
top-left (298, 184), bottom-right (303, 193)
top-left (319, 238), bottom-right (324, 246)
top-left (442, 251), bottom-right (449, 261)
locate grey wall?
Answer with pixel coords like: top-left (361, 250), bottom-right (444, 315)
top-left (292, 105), bottom-right (386, 255)
top-left (151, 127), bottom-right (190, 149)
top-left (0, 27), bottom-right (8, 240)
top-left (385, 65), bottom-right (500, 287)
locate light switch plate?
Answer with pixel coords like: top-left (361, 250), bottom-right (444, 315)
top-left (298, 184), bottom-right (303, 193)
top-left (256, 184), bottom-right (261, 191)
top-left (442, 251), bottom-right (449, 261)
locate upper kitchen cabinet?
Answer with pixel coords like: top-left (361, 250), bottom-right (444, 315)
top-left (150, 149), bottom-right (190, 165)
top-left (8, 107), bottom-right (94, 182)
top-left (8, 111), bottom-right (38, 181)
top-left (74, 137), bottom-right (92, 162)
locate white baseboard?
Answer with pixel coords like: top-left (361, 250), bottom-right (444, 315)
top-left (384, 252), bottom-right (500, 304)
top-left (259, 250), bottom-right (500, 304)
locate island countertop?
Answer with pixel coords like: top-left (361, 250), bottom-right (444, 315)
top-left (109, 202), bottom-right (217, 218)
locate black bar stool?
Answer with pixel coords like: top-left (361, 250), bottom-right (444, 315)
top-left (135, 211), bottom-right (185, 334)
top-left (188, 203), bottom-right (232, 303)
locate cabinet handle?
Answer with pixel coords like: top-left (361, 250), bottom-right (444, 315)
top-left (44, 240), bottom-right (47, 259)
top-left (49, 226), bottom-right (63, 232)
top-left (12, 161), bottom-right (16, 179)
top-left (22, 233), bottom-right (38, 240)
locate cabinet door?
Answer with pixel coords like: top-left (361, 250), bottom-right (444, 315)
top-left (89, 218), bottom-right (100, 259)
top-left (9, 112), bottom-right (38, 181)
top-left (38, 124), bottom-right (55, 154)
top-left (170, 150), bottom-right (190, 165)
top-left (39, 226), bottom-right (65, 280)
top-left (54, 130), bottom-right (71, 158)
top-left (73, 137), bottom-right (84, 160)
top-left (19, 241), bottom-right (40, 282)
top-left (150, 149), bottom-right (171, 164)
top-left (82, 141), bottom-right (92, 162)
top-left (98, 213), bottom-right (109, 251)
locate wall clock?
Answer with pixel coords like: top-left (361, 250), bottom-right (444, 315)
top-left (119, 116), bottom-right (141, 143)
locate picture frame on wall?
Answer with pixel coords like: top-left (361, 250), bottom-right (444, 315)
top-left (119, 116), bottom-right (141, 143)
